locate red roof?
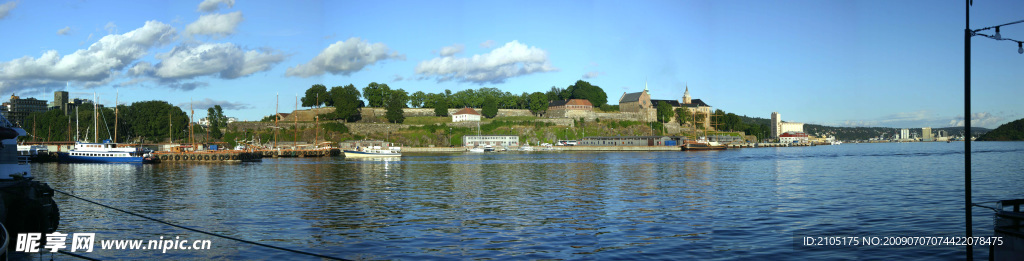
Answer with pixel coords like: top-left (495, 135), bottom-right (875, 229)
top-left (453, 107), bottom-right (481, 115)
top-left (780, 132), bottom-right (808, 137)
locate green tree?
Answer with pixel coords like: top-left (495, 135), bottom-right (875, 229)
top-left (433, 93), bottom-right (449, 116)
top-left (564, 80), bottom-right (609, 107)
top-left (363, 82), bottom-right (392, 107)
top-left (385, 89), bottom-right (408, 123)
top-left (656, 101), bottom-right (674, 124)
top-left (410, 91), bottom-right (426, 108)
top-left (260, 114), bottom-right (276, 122)
top-left (546, 86), bottom-right (564, 101)
top-left (207, 107), bottom-right (223, 140)
top-left (482, 96), bottom-right (498, 118)
top-left (123, 100), bottom-right (189, 143)
top-left (675, 108), bottom-right (690, 125)
top-left (528, 92), bottom-right (549, 116)
top-left (330, 84), bottom-right (362, 122)
top-left (301, 84), bottom-right (328, 108)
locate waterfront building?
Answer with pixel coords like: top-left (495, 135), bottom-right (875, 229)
top-left (618, 87), bottom-right (652, 113)
top-left (676, 86), bottom-right (713, 129)
top-left (452, 107), bottom-right (481, 122)
top-left (462, 135), bottom-right (518, 147)
top-left (578, 136), bottom-right (676, 146)
top-left (770, 112), bottom-right (804, 139)
top-left (922, 127), bottom-right (933, 141)
top-left (900, 128), bottom-right (910, 140)
top-left (937, 130), bottom-right (948, 138)
top-left (1, 94), bottom-right (49, 127)
top-left (50, 91), bottom-right (69, 113)
top-left (547, 99), bottom-right (593, 118)
top-left (779, 132), bottom-right (809, 143)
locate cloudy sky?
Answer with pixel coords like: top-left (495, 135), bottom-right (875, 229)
top-left (1, 0), bottom-right (1022, 128)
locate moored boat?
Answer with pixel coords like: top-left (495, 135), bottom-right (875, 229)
top-left (58, 141), bottom-right (156, 163)
top-left (0, 114), bottom-right (60, 239)
top-left (344, 146), bottom-right (402, 157)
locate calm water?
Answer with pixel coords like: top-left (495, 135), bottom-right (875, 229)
top-left (28, 142), bottom-right (1024, 260)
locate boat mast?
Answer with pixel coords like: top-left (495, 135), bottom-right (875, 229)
top-left (190, 98), bottom-right (194, 149)
top-left (274, 93), bottom-right (278, 149)
top-left (294, 93), bottom-right (298, 149)
top-left (93, 92), bottom-right (98, 143)
top-left (76, 105), bottom-right (79, 142)
top-left (114, 91), bottom-right (118, 143)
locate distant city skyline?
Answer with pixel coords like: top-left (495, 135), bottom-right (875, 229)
top-left (1, 0), bottom-right (1022, 129)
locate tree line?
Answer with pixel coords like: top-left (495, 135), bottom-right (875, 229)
top-left (299, 79), bottom-right (611, 121)
top-left (20, 100), bottom-right (192, 143)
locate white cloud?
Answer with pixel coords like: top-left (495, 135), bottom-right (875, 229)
top-left (415, 40), bottom-right (558, 84)
top-left (178, 98), bottom-right (250, 110)
top-left (165, 81), bottom-right (209, 91)
top-left (480, 40), bottom-right (495, 48)
top-left (0, 1), bottom-right (16, 20)
top-left (439, 44), bottom-right (464, 56)
top-left (0, 21), bottom-right (176, 94)
top-left (104, 22), bottom-right (117, 34)
top-left (197, 0), bottom-right (235, 12)
top-left (57, 26), bottom-right (71, 35)
top-left (285, 37), bottom-right (404, 77)
top-left (583, 71), bottom-right (603, 79)
top-left (184, 12), bottom-right (243, 38)
top-left (949, 112), bottom-right (1003, 129)
top-left (143, 43), bottom-right (285, 80)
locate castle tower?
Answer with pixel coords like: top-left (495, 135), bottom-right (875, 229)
top-left (682, 84), bottom-right (691, 104)
top-left (771, 112), bottom-right (780, 139)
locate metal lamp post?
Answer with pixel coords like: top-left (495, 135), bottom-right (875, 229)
top-left (964, 1), bottom-right (1024, 258)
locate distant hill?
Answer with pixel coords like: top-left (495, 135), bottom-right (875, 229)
top-left (736, 115), bottom-right (990, 141)
top-left (977, 118), bottom-right (1024, 141)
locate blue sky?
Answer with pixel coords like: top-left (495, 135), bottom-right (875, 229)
top-left (1, 0), bottom-right (1022, 128)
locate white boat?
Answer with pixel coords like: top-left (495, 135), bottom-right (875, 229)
top-left (468, 147), bottom-right (485, 153)
top-left (483, 145), bottom-right (495, 152)
top-left (59, 141), bottom-right (155, 163)
top-left (519, 142), bottom-right (534, 151)
top-left (344, 146), bottom-right (401, 157)
top-left (17, 145), bottom-right (49, 162)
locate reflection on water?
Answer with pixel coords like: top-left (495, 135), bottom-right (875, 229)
top-left (28, 142), bottom-right (1024, 260)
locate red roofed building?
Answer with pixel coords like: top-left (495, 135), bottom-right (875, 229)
top-left (547, 99), bottom-right (594, 118)
top-left (779, 132), bottom-right (809, 143)
top-left (452, 107), bottom-right (481, 122)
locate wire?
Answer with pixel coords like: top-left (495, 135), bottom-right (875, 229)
top-left (972, 19), bottom-right (1024, 32)
top-left (973, 33), bottom-right (1023, 44)
top-left (53, 189), bottom-right (349, 261)
top-left (57, 250), bottom-right (103, 261)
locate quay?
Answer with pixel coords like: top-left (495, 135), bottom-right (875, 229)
top-left (255, 148), bottom-right (341, 158)
top-left (152, 151), bottom-right (262, 163)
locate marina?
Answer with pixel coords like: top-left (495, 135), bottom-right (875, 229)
top-left (24, 142), bottom-right (1023, 260)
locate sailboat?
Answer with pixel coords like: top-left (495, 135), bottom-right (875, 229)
top-left (468, 120), bottom-right (485, 152)
top-left (58, 93), bottom-right (155, 163)
top-left (683, 111), bottom-right (726, 151)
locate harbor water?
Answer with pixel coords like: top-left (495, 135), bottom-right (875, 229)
top-left (30, 142), bottom-right (1024, 260)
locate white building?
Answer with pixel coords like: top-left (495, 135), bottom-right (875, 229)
top-left (452, 107), bottom-right (481, 122)
top-left (900, 128), bottom-right (910, 140)
top-left (463, 135), bottom-right (519, 147)
top-left (779, 132), bottom-right (809, 143)
top-left (771, 112), bottom-right (805, 139)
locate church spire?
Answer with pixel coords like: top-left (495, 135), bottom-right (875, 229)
top-left (644, 78), bottom-right (648, 92)
top-left (683, 82), bottom-right (691, 104)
